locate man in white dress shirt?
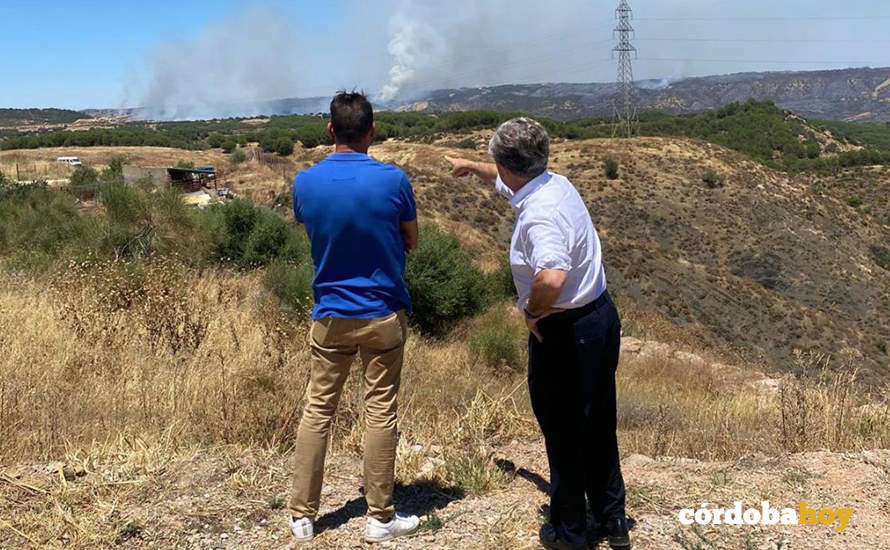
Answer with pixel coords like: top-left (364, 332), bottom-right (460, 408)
top-left (446, 118), bottom-right (631, 550)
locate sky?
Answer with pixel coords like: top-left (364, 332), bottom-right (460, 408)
top-left (1, 0), bottom-right (890, 111)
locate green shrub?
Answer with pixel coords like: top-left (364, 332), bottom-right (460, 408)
top-left (215, 198), bottom-right (258, 262)
top-left (847, 195), bottom-right (863, 208)
top-left (275, 136), bottom-right (294, 156)
top-left (68, 165), bottom-right (99, 200)
top-left (468, 307), bottom-right (526, 372)
top-left (486, 258), bottom-right (517, 301)
top-left (207, 133), bottom-right (224, 148)
top-left (152, 188), bottom-right (215, 261)
top-left (871, 245), bottom-right (890, 271)
top-left (443, 450), bottom-right (513, 496)
top-left (405, 225), bottom-right (489, 335)
top-left (229, 148), bottom-right (247, 164)
top-left (114, 519), bottom-right (143, 544)
top-left (295, 127), bottom-right (331, 148)
top-left (0, 180), bottom-right (311, 275)
top-left (242, 213), bottom-right (289, 266)
top-left (604, 158), bottom-right (619, 180)
top-left (102, 157), bottom-right (126, 185)
top-left (241, 210), bottom-right (303, 267)
top-left (455, 138), bottom-right (477, 150)
top-left (262, 259), bottom-right (313, 317)
top-left (211, 198), bottom-right (306, 267)
top-left (97, 182), bottom-right (181, 260)
top-left (702, 168), bottom-right (724, 188)
top-left (805, 141), bottom-right (821, 159)
top-left (221, 139), bottom-right (237, 153)
top-left (0, 181), bottom-right (97, 272)
top-left (175, 159), bottom-right (195, 169)
top-left (98, 182), bottom-right (148, 227)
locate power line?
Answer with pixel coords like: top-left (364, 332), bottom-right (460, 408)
top-left (636, 16), bottom-right (890, 22)
top-left (640, 57), bottom-right (890, 66)
top-left (637, 37), bottom-right (890, 44)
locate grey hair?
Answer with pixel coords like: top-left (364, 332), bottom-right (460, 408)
top-left (488, 117), bottom-right (550, 179)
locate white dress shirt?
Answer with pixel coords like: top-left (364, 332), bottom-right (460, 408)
top-left (496, 171), bottom-right (607, 312)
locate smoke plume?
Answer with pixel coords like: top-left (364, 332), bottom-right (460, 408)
top-left (380, 16), bottom-right (446, 101)
top-left (378, 0), bottom-right (596, 102)
top-left (138, 9), bottom-right (301, 121)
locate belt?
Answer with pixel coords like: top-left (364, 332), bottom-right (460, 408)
top-left (544, 290), bottom-right (611, 324)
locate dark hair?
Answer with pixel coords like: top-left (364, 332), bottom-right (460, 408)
top-left (330, 91), bottom-right (374, 144)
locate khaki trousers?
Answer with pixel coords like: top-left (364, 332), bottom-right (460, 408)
top-left (290, 310), bottom-right (407, 521)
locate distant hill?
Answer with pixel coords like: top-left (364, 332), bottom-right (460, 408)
top-left (69, 67), bottom-right (890, 123)
top-left (0, 108), bottom-right (89, 127)
top-left (392, 67), bottom-right (890, 122)
top-left (83, 96), bottom-right (330, 122)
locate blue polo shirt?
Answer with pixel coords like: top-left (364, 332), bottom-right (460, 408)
top-left (293, 152), bottom-right (416, 320)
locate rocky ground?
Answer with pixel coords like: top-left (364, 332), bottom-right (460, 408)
top-left (3, 439), bottom-right (889, 549)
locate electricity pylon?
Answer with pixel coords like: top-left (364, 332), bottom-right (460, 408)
top-left (613, 0), bottom-right (638, 138)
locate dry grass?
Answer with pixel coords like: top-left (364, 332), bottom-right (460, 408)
top-left (1, 267), bottom-right (889, 548)
top-left (0, 266), bottom-right (534, 547)
top-left (1, 265), bottom-right (887, 467)
top-left (0, 156), bottom-right (74, 181)
top-left (0, 146), bottom-right (227, 171)
top-left (618, 349), bottom-right (890, 460)
top-left (0, 266), bottom-right (533, 466)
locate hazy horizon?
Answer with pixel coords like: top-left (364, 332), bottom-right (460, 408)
top-left (2, 0), bottom-right (890, 113)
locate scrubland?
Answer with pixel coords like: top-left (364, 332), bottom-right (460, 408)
top-left (2, 133), bottom-right (890, 548)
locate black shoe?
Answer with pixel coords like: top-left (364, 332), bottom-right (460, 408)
top-left (587, 515), bottom-right (635, 547)
top-left (587, 522), bottom-right (608, 546)
top-left (604, 517), bottom-right (632, 550)
top-left (539, 523), bottom-right (587, 550)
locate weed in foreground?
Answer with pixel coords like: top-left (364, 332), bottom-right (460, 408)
top-left (443, 451), bottom-right (514, 496)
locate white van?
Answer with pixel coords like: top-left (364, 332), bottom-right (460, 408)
top-left (57, 157), bottom-right (83, 166)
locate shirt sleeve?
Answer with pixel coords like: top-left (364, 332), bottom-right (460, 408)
top-left (399, 174), bottom-right (417, 222)
top-left (522, 216), bottom-right (571, 274)
top-left (292, 174), bottom-right (304, 223)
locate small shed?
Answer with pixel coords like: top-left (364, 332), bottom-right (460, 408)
top-left (166, 167), bottom-right (216, 192)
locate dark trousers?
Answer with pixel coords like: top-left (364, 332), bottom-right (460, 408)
top-left (528, 290), bottom-right (626, 546)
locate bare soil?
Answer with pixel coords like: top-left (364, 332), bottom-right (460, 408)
top-left (3, 442), bottom-right (889, 549)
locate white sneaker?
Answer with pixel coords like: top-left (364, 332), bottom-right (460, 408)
top-left (289, 516), bottom-right (314, 543)
top-left (364, 512), bottom-right (420, 543)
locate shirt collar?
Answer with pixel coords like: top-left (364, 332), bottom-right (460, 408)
top-left (508, 171), bottom-right (552, 209)
top-left (327, 152), bottom-right (370, 162)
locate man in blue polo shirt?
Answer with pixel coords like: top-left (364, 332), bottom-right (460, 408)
top-left (288, 91), bottom-right (420, 544)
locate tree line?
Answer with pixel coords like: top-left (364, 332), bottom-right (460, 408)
top-left (4, 102), bottom-right (890, 171)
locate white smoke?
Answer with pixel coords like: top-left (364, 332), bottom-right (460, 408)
top-left (377, 1), bottom-right (597, 103)
top-left (378, 3), bottom-right (458, 102)
top-left (637, 78), bottom-right (671, 90)
top-left (380, 19), bottom-right (442, 101)
top-left (137, 9), bottom-right (302, 121)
